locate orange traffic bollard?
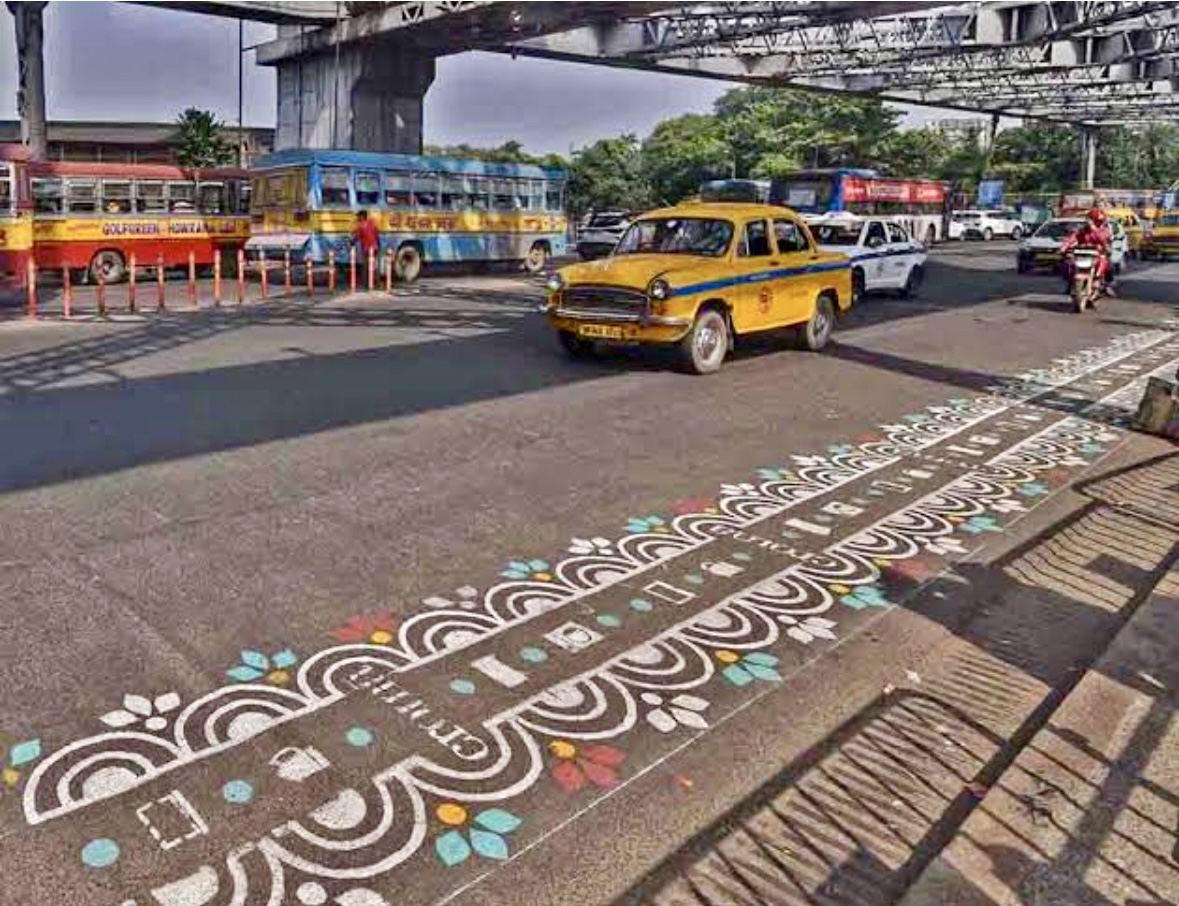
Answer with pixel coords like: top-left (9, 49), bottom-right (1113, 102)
top-left (384, 249), bottom-right (393, 293)
top-left (328, 249), bottom-right (337, 293)
top-left (188, 251), bottom-right (197, 308)
top-left (157, 253), bottom-right (166, 311)
top-left (260, 251), bottom-right (269, 299)
top-left (96, 265), bottom-right (107, 317)
top-left (213, 249), bottom-right (222, 307)
top-left (349, 246), bottom-right (357, 294)
top-left (284, 250), bottom-right (292, 298)
top-left (237, 249), bottom-right (245, 305)
top-left (62, 266), bottom-right (72, 319)
top-left (367, 249), bottom-right (375, 291)
top-left (306, 259), bottom-right (314, 296)
top-left (26, 258), bottom-right (36, 317)
top-left (128, 253), bottom-right (137, 313)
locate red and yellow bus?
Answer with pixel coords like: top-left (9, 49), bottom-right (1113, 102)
top-left (29, 161), bottom-right (251, 281)
top-left (0, 143), bottom-right (33, 290)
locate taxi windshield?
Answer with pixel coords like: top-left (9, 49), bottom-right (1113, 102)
top-left (812, 223), bottom-right (861, 246)
top-left (616, 217), bottom-right (734, 257)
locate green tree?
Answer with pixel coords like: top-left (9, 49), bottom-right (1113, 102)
top-left (987, 123), bottom-right (1079, 193)
top-left (641, 113), bottom-right (731, 204)
top-left (174, 107), bottom-right (235, 168)
top-left (876, 127), bottom-right (956, 179)
top-left (566, 135), bottom-right (653, 214)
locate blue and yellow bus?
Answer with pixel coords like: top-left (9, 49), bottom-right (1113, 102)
top-left (246, 149), bottom-right (568, 281)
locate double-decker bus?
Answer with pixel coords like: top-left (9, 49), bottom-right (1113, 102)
top-left (0, 144), bottom-right (33, 291)
top-left (29, 161), bottom-right (251, 282)
top-left (769, 169), bottom-right (950, 245)
top-left (246, 149), bottom-right (568, 281)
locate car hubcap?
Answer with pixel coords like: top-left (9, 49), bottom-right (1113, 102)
top-left (696, 322), bottom-right (721, 362)
top-left (814, 309), bottom-right (830, 339)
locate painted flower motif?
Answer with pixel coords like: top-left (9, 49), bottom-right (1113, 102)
top-left (423, 586), bottom-right (480, 610)
top-left (501, 559), bottom-right (554, 581)
top-left (720, 482), bottom-right (759, 496)
top-left (960, 515), bottom-right (1002, 535)
top-left (433, 804), bottom-right (521, 866)
top-left (716, 650), bottom-right (781, 686)
top-left (641, 692), bottom-right (709, 733)
top-left (837, 584), bottom-right (892, 611)
top-left (989, 498), bottom-right (1026, 514)
top-left (778, 615), bottom-right (838, 644)
top-left (902, 413), bottom-right (930, 424)
top-left (756, 467), bottom-right (794, 482)
top-left (0, 736), bottom-right (43, 792)
top-left (227, 649), bottom-right (298, 685)
top-left (672, 498), bottom-right (719, 516)
top-left (567, 536), bottom-right (614, 556)
top-left (548, 740), bottom-right (625, 791)
top-left (331, 612), bottom-right (398, 644)
top-left (1017, 482), bottom-right (1050, 498)
top-left (922, 535), bottom-right (968, 556)
top-left (828, 444), bottom-right (855, 456)
top-left (99, 692), bottom-right (181, 732)
top-left (626, 516), bottom-right (670, 534)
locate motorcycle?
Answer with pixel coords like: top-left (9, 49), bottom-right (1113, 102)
top-left (1067, 248), bottom-right (1103, 312)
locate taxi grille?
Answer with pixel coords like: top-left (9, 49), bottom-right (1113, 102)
top-left (559, 285), bottom-right (649, 320)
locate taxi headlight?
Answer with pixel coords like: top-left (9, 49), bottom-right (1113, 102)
top-left (648, 278), bottom-right (671, 301)
top-left (545, 272), bottom-right (565, 293)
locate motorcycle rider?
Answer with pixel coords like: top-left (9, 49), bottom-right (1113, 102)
top-left (1060, 208), bottom-right (1116, 297)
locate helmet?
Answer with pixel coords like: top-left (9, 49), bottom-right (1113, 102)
top-left (1088, 208), bottom-right (1107, 226)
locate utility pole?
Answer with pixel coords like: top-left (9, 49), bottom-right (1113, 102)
top-left (1079, 126), bottom-right (1097, 190)
top-left (237, 18), bottom-right (244, 166)
top-left (6, 1), bottom-right (49, 161)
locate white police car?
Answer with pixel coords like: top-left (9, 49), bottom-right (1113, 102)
top-left (808, 214), bottom-right (927, 303)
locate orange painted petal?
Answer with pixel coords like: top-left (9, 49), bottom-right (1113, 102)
top-left (552, 759), bottom-right (586, 792)
top-left (580, 759), bottom-right (620, 789)
top-left (583, 745), bottom-right (625, 767)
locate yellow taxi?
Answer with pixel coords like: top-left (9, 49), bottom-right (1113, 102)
top-left (544, 203), bottom-right (852, 374)
top-left (1145, 210), bottom-right (1179, 260)
top-left (1105, 207), bottom-right (1146, 257)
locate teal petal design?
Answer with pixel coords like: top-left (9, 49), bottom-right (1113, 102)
top-left (744, 652), bottom-right (779, 667)
top-left (474, 808), bottom-right (521, 834)
top-left (8, 739), bottom-right (42, 767)
top-left (227, 665), bottom-right (264, 682)
top-left (435, 830), bottom-right (471, 867)
top-left (508, 561), bottom-right (531, 573)
top-left (469, 828), bottom-right (509, 861)
top-left (722, 664), bottom-right (753, 686)
top-left (744, 663), bottom-right (782, 682)
top-left (240, 650), bottom-right (269, 670)
top-left (528, 559), bottom-right (549, 571)
top-left (271, 649), bottom-right (298, 669)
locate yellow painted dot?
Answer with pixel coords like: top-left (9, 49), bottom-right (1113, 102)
top-left (716, 650), bottom-right (739, 664)
top-left (535, 572), bottom-right (553, 582)
top-left (267, 670), bottom-right (290, 686)
top-left (830, 584), bottom-right (851, 595)
top-left (436, 803), bottom-right (468, 826)
top-left (369, 630), bottom-right (393, 645)
top-left (873, 558), bottom-right (891, 567)
top-left (2, 768), bottom-right (19, 787)
top-left (549, 740), bottom-right (577, 759)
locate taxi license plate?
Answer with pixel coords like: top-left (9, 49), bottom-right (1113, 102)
top-left (578, 324), bottom-right (624, 340)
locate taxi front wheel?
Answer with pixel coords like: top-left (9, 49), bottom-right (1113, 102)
top-left (679, 308), bottom-right (729, 375)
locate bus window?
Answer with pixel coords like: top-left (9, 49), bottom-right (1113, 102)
top-left (33, 177), bottom-right (63, 213)
top-left (66, 179), bottom-right (99, 214)
top-left (413, 174), bottom-right (439, 208)
top-left (356, 170), bottom-right (381, 207)
top-left (491, 178), bottom-right (516, 211)
top-left (138, 180), bottom-right (166, 213)
top-left (384, 172), bottom-right (412, 207)
top-left (0, 164), bottom-right (11, 213)
top-left (321, 167), bottom-right (350, 207)
top-left (439, 175), bottom-right (468, 210)
top-left (101, 180), bottom-right (132, 214)
top-left (230, 180), bottom-right (250, 214)
top-left (198, 183), bottom-right (225, 214)
top-left (545, 181), bottom-right (564, 212)
top-left (168, 181), bottom-right (196, 212)
top-left (469, 178), bottom-right (489, 211)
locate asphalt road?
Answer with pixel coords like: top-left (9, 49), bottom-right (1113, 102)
top-left (0, 242), bottom-right (1176, 906)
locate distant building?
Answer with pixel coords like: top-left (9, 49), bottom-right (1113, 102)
top-left (0, 120), bottom-right (275, 166)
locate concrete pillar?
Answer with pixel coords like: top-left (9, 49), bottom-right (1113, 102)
top-left (274, 38), bottom-right (435, 153)
top-left (6, 1), bottom-right (48, 161)
top-left (1080, 127), bottom-right (1097, 190)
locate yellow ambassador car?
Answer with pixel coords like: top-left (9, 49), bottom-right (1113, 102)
top-left (544, 203), bottom-right (852, 374)
top-left (1145, 211), bottom-right (1179, 260)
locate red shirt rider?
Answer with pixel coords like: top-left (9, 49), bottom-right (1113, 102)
top-left (1060, 208), bottom-right (1113, 288)
top-left (353, 209), bottom-right (381, 258)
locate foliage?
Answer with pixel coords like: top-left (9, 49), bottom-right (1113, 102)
top-left (424, 141), bottom-right (568, 170)
top-left (641, 114), bottom-right (731, 205)
top-left (174, 108), bottom-right (235, 168)
top-left (565, 135), bottom-right (654, 214)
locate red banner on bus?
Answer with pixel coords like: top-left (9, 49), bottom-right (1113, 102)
top-left (843, 177), bottom-right (945, 205)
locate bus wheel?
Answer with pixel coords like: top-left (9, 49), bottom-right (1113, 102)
top-left (925, 225), bottom-right (936, 246)
top-left (90, 250), bottom-right (126, 284)
top-left (394, 244), bottom-right (422, 283)
top-left (524, 241), bottom-right (549, 273)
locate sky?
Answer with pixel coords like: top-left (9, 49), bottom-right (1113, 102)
top-left (0, 3), bottom-right (953, 155)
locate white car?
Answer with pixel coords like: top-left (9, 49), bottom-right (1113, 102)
top-left (1016, 217), bottom-right (1128, 274)
top-left (576, 211), bottom-right (636, 260)
top-left (810, 215), bottom-right (927, 302)
top-left (954, 210), bottom-right (1025, 240)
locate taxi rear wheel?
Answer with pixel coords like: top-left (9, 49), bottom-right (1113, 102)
top-left (851, 268), bottom-right (865, 305)
top-left (679, 307), bottom-right (729, 375)
top-left (799, 295), bottom-right (835, 352)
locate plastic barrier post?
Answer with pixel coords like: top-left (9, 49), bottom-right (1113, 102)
top-left (96, 265), bottom-right (107, 317)
top-left (128, 253), bottom-right (137, 313)
top-left (284, 250), bottom-right (293, 298)
top-left (260, 251), bottom-right (269, 299)
top-left (384, 249), bottom-right (393, 293)
top-left (236, 250), bottom-right (245, 305)
top-left (62, 266), bottom-right (72, 319)
top-left (328, 249), bottom-right (337, 293)
top-left (213, 249), bottom-right (222, 307)
top-left (26, 258), bottom-right (35, 317)
top-left (349, 246), bottom-right (357, 294)
top-left (157, 254), bottom-right (166, 311)
top-left (188, 251), bottom-right (197, 308)
top-left (367, 249), bottom-right (375, 291)
top-left (306, 258), bottom-right (314, 296)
